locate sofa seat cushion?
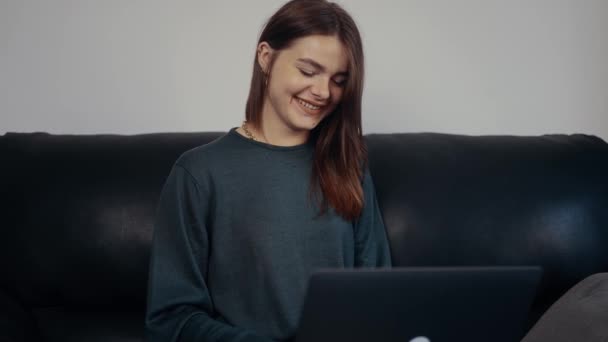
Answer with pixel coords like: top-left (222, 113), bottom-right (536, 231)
top-left (33, 306), bottom-right (143, 342)
top-left (0, 290), bottom-right (39, 342)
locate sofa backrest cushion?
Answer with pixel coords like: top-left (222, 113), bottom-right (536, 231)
top-left (2, 131), bottom-right (607, 323)
top-left (1, 132), bottom-right (221, 308)
top-left (366, 132), bottom-right (608, 323)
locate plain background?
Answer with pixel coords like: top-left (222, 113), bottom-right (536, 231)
top-left (1, 0), bottom-right (607, 140)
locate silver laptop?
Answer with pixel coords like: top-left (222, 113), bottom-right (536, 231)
top-left (295, 266), bottom-right (542, 342)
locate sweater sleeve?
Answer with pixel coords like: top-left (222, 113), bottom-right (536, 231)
top-left (145, 163), bottom-right (272, 342)
top-left (353, 167), bottom-right (393, 268)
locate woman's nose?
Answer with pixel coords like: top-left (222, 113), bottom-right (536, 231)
top-left (310, 77), bottom-right (331, 101)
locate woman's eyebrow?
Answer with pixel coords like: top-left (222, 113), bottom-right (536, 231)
top-left (296, 58), bottom-right (348, 76)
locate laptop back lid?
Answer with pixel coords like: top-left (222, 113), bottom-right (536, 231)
top-left (296, 266), bottom-right (542, 342)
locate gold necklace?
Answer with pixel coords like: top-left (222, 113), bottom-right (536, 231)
top-left (241, 120), bottom-right (258, 141)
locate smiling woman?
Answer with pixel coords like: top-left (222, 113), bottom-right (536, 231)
top-left (145, 1), bottom-right (392, 341)
top-left (241, 0), bottom-right (367, 223)
top-left (254, 34), bottom-right (348, 134)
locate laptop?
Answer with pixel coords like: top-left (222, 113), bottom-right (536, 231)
top-left (295, 266), bottom-right (542, 342)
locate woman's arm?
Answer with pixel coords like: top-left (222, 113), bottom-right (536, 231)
top-left (145, 163), bottom-right (271, 342)
top-left (353, 167), bottom-right (392, 268)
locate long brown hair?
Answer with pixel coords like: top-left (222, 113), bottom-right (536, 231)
top-left (245, 0), bottom-right (367, 222)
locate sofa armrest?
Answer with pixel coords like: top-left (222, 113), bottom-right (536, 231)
top-left (522, 273), bottom-right (608, 342)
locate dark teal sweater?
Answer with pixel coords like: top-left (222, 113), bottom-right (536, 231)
top-left (145, 127), bottom-right (392, 342)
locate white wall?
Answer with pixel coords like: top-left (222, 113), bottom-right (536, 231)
top-left (1, 0), bottom-right (607, 140)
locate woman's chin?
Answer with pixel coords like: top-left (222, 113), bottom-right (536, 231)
top-left (291, 103), bottom-right (326, 127)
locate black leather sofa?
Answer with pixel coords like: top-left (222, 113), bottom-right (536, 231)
top-left (1, 131), bottom-right (607, 342)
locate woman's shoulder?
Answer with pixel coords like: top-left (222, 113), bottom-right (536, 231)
top-left (174, 131), bottom-right (235, 173)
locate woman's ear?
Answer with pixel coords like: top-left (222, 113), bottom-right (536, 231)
top-left (257, 41), bottom-right (274, 74)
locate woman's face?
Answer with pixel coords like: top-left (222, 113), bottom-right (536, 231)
top-left (258, 34), bottom-right (349, 134)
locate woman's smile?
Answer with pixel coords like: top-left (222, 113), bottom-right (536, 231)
top-left (294, 96), bottom-right (325, 116)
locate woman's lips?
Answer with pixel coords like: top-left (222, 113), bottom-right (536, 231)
top-left (294, 96), bottom-right (324, 116)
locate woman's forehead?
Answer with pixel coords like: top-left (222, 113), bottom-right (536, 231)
top-left (283, 35), bottom-right (348, 73)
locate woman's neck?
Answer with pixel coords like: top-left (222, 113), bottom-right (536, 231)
top-left (243, 119), bottom-right (310, 147)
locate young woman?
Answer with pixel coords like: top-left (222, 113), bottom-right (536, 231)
top-left (145, 0), bottom-right (391, 341)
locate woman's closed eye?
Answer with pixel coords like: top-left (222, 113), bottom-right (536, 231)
top-left (299, 69), bottom-right (315, 77)
top-left (299, 69), bottom-right (346, 87)
top-left (333, 78), bottom-right (347, 87)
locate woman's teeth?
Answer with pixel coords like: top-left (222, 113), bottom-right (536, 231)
top-left (297, 98), bottom-right (321, 110)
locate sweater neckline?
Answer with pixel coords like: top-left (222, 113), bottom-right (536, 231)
top-left (229, 127), bottom-right (314, 152)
